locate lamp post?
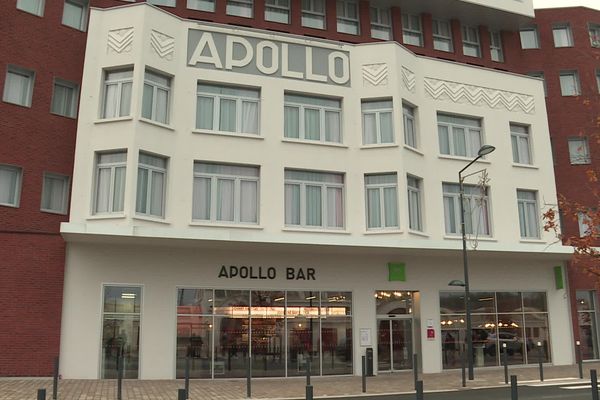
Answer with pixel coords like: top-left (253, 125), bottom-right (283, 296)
top-left (458, 144), bottom-right (495, 381)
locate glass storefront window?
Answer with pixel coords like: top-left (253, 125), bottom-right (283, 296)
top-left (440, 292), bottom-right (465, 314)
top-left (321, 316), bottom-right (353, 375)
top-left (497, 292), bottom-right (522, 313)
top-left (471, 292), bottom-right (495, 314)
top-left (101, 286), bottom-right (141, 379)
top-left (523, 292), bottom-right (547, 312)
top-left (375, 291), bottom-right (413, 315)
top-left (321, 291), bottom-right (352, 316)
top-left (177, 288), bottom-right (213, 315)
top-left (251, 291), bottom-right (285, 377)
top-left (524, 313), bottom-right (550, 363)
top-left (471, 314), bottom-right (498, 367)
top-left (176, 316), bottom-right (212, 378)
top-left (576, 290), bottom-right (599, 360)
top-left (497, 314), bottom-right (525, 365)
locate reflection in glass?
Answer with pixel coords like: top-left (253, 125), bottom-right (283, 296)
top-left (471, 314), bottom-right (498, 367)
top-left (471, 292), bottom-right (495, 314)
top-left (375, 291), bottom-right (413, 315)
top-left (577, 290), bottom-right (599, 359)
top-left (177, 288), bottom-right (213, 315)
top-left (321, 291), bottom-right (352, 316)
top-left (288, 317), bottom-right (321, 376)
top-left (251, 291), bottom-right (285, 377)
top-left (440, 292), bottom-right (465, 314)
top-left (392, 320), bottom-right (412, 369)
top-left (441, 315), bottom-right (464, 369)
top-left (377, 320), bottom-right (391, 371)
top-left (522, 292), bottom-right (547, 312)
top-left (214, 316), bottom-right (249, 378)
top-left (176, 316), bottom-right (212, 378)
top-left (497, 314), bottom-right (525, 365)
top-left (496, 292), bottom-right (522, 313)
top-left (524, 313), bottom-right (550, 363)
top-left (321, 317), bottom-right (353, 375)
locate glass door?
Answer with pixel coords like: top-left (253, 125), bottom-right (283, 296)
top-left (377, 318), bottom-right (413, 372)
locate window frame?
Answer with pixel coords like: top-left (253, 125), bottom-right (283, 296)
top-left (40, 172), bottom-right (70, 215)
top-left (517, 190), bottom-right (540, 239)
top-left (62, 0), bottom-right (89, 31)
top-left (93, 151), bottom-right (127, 215)
top-left (136, 153), bottom-right (168, 219)
top-left (148, 0), bottom-right (176, 6)
top-left (101, 68), bottom-right (133, 119)
top-left (432, 19), bottom-right (453, 52)
top-left (364, 173), bottom-right (399, 230)
top-left (361, 99), bottom-right (394, 145)
top-left (51, 78), bottom-right (79, 118)
top-left (490, 31), bottom-right (504, 62)
top-left (226, 0), bottom-right (254, 18)
top-left (301, 0), bottom-right (326, 29)
top-left (568, 137), bottom-right (591, 165)
top-left (510, 123), bottom-right (532, 165)
top-left (370, 7), bottom-right (391, 40)
top-left (284, 170), bottom-right (345, 229)
top-left (16, 0), bottom-right (45, 16)
top-left (407, 175), bottom-right (423, 232)
top-left (336, 0), bottom-right (359, 35)
top-left (187, 0), bottom-right (215, 12)
top-left (590, 23), bottom-right (600, 48)
top-left (0, 164), bottom-right (23, 208)
top-left (437, 113), bottom-right (483, 159)
top-left (462, 25), bottom-right (481, 57)
top-left (552, 23), bottom-right (574, 48)
top-left (402, 14), bottom-right (423, 47)
top-left (284, 93), bottom-right (342, 144)
top-left (142, 69), bottom-right (171, 125)
top-left (192, 163), bottom-right (260, 225)
top-left (520, 27), bottom-right (540, 49)
top-left (559, 70), bottom-right (581, 96)
top-left (403, 102), bottom-right (417, 149)
top-left (265, 0), bottom-right (290, 24)
top-left (443, 182), bottom-right (491, 237)
top-left (3, 65), bottom-right (35, 108)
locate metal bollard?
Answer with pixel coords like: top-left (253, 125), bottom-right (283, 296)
top-left (510, 375), bottom-right (518, 400)
top-left (537, 342), bottom-right (543, 382)
top-left (117, 353), bottom-right (123, 400)
top-left (502, 343), bottom-right (508, 384)
top-left (362, 355), bottom-right (367, 393)
top-left (460, 349), bottom-right (466, 388)
top-left (246, 354), bottom-right (252, 398)
top-left (52, 357), bottom-right (59, 400)
top-left (591, 369), bottom-right (599, 400)
top-left (37, 389), bottom-right (46, 400)
top-left (185, 356), bottom-right (190, 399)
top-left (305, 383), bottom-right (313, 400)
top-left (415, 380), bottom-right (424, 400)
top-left (413, 353), bottom-right (418, 390)
top-left (306, 358), bottom-right (311, 386)
top-left (577, 340), bottom-right (583, 379)
top-left (178, 388), bottom-right (187, 400)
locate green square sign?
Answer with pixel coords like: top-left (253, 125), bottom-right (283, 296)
top-left (554, 266), bottom-right (564, 290)
top-left (388, 262), bottom-right (406, 282)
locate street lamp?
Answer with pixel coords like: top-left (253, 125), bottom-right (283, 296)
top-left (458, 144), bottom-right (495, 381)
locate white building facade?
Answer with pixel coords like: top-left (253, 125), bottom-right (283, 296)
top-left (60, 3), bottom-right (573, 379)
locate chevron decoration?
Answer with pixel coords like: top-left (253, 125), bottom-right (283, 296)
top-left (424, 78), bottom-right (535, 114)
top-left (150, 30), bottom-right (175, 60)
top-left (362, 63), bottom-right (388, 86)
top-left (107, 27), bottom-right (134, 54)
top-left (402, 67), bottom-right (416, 93)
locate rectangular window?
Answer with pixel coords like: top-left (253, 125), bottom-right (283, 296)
top-left (553, 24), bottom-right (573, 47)
top-left (402, 14), bottom-right (423, 46)
top-left (370, 7), bottom-right (391, 40)
top-left (192, 162), bottom-right (259, 224)
top-left (51, 78), bottom-right (79, 118)
top-left (17, 0), bottom-right (44, 15)
top-left (265, 0), bottom-right (289, 23)
top-left (510, 124), bottom-right (532, 165)
top-left (365, 174), bottom-right (398, 229)
top-left (337, 0), bottom-right (359, 35)
top-left (94, 151), bottom-right (127, 214)
top-left (362, 99), bottom-right (393, 145)
top-left (568, 137), bottom-right (591, 164)
top-left (577, 211), bottom-right (599, 237)
top-left (148, 0), bottom-right (176, 6)
top-left (462, 25), bottom-right (480, 57)
top-left (101, 286), bottom-right (141, 379)
top-left (3, 65), bottom-right (34, 107)
top-left (596, 70), bottom-right (600, 93)
top-left (102, 68), bottom-right (133, 119)
top-left (517, 190), bottom-right (539, 239)
top-left (142, 70), bottom-right (171, 124)
top-left (187, 0), bottom-right (215, 12)
top-left (490, 31), bottom-right (504, 62)
top-left (196, 83), bottom-right (260, 135)
top-left (443, 182), bottom-right (490, 236)
top-left (226, 0), bottom-right (253, 17)
top-left (62, 0), bottom-right (88, 31)
top-left (284, 93), bottom-right (342, 143)
top-left (0, 165), bottom-right (22, 208)
top-left (285, 170), bottom-right (344, 229)
top-left (437, 114), bottom-right (482, 158)
top-left (432, 19), bottom-right (453, 52)
top-left (136, 153), bottom-right (167, 218)
top-left (41, 173), bottom-right (69, 214)
top-left (527, 71), bottom-right (547, 96)
top-left (302, 0), bottom-right (325, 29)
top-left (576, 290), bottom-right (599, 360)
top-left (590, 24), bottom-right (600, 48)
top-left (403, 103), bottom-right (417, 148)
top-left (520, 28), bottom-right (539, 49)
top-left (407, 175), bottom-right (423, 231)
top-left (560, 71), bottom-right (580, 96)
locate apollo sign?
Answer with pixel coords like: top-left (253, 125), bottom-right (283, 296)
top-left (187, 29), bottom-right (351, 86)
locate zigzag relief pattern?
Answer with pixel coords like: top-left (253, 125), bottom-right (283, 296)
top-left (107, 27), bottom-right (134, 54)
top-left (424, 78), bottom-right (535, 114)
top-left (401, 67), bottom-right (416, 93)
top-left (362, 63), bottom-right (388, 86)
top-left (150, 30), bottom-right (175, 60)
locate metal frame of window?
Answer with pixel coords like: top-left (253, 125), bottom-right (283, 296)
top-left (16, 0), bottom-right (45, 16)
top-left (265, 0), bottom-right (290, 23)
top-left (3, 65), bottom-right (35, 107)
top-left (62, 0), bottom-right (88, 31)
top-left (136, 153), bottom-right (167, 218)
top-left (517, 190), bottom-right (539, 239)
top-left (187, 0), bottom-right (215, 12)
top-left (93, 152), bottom-right (127, 214)
top-left (102, 68), bottom-right (133, 118)
top-left (432, 19), bottom-right (453, 52)
top-left (370, 7), bottom-right (391, 40)
top-left (0, 164), bottom-right (23, 208)
top-left (407, 175), bottom-right (423, 231)
top-left (519, 27), bottom-right (539, 49)
top-left (301, 0), bottom-right (326, 29)
top-left (402, 14), bottom-right (423, 46)
top-left (364, 174), bottom-right (399, 230)
top-left (51, 78), bottom-right (79, 118)
top-left (590, 24), bottom-right (600, 48)
top-left (336, 0), bottom-right (359, 35)
top-left (142, 70), bottom-right (171, 124)
top-left (196, 85), bottom-right (260, 135)
top-left (559, 70), bottom-right (580, 96)
top-left (437, 114), bottom-right (482, 158)
top-left (41, 172), bottom-right (70, 214)
top-left (284, 95), bottom-right (342, 143)
top-left (361, 99), bottom-right (393, 145)
top-left (462, 25), bottom-right (480, 57)
top-left (510, 124), bottom-right (531, 165)
top-left (403, 103), bottom-right (417, 148)
top-left (552, 23), bottom-right (573, 47)
top-left (490, 31), bottom-right (504, 62)
top-left (568, 137), bottom-right (591, 165)
top-left (226, 0), bottom-right (254, 17)
top-left (443, 182), bottom-right (491, 236)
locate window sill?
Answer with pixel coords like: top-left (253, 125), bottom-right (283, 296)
top-left (2, 100), bottom-right (31, 109)
top-left (50, 111), bottom-right (77, 120)
top-left (0, 203), bottom-right (19, 209)
top-left (443, 235), bottom-right (496, 242)
top-left (190, 221), bottom-right (263, 229)
top-left (360, 144), bottom-right (399, 150)
top-left (193, 129), bottom-right (264, 140)
top-left (139, 117), bottom-right (175, 131)
top-left (408, 230), bottom-right (429, 238)
top-left (364, 229), bottom-right (403, 235)
top-left (404, 145), bottom-right (424, 156)
top-left (133, 215), bottom-right (170, 225)
top-left (282, 227), bottom-right (350, 234)
top-left (570, 162), bottom-right (592, 166)
top-left (519, 238), bottom-right (545, 244)
top-left (41, 208), bottom-right (68, 216)
top-left (438, 155), bottom-right (491, 164)
top-left (282, 138), bottom-right (348, 149)
top-left (87, 213), bottom-right (126, 220)
top-left (94, 116), bottom-right (133, 124)
top-left (512, 163), bottom-right (538, 170)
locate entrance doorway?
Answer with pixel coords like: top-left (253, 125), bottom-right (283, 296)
top-left (377, 318), bottom-right (413, 371)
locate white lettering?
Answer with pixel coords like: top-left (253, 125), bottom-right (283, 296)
top-left (281, 43), bottom-right (304, 79)
top-left (256, 41), bottom-right (279, 75)
top-left (305, 47), bottom-right (327, 82)
top-left (328, 51), bottom-right (350, 84)
top-left (188, 32), bottom-right (223, 69)
top-left (225, 35), bottom-right (254, 70)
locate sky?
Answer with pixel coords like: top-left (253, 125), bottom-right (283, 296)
top-left (532, 0), bottom-right (600, 10)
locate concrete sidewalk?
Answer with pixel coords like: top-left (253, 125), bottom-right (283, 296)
top-left (1, 362), bottom-right (599, 400)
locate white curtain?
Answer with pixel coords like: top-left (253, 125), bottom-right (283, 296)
top-left (284, 184), bottom-right (300, 225)
top-left (452, 127), bottom-right (467, 157)
top-left (518, 202), bottom-right (527, 237)
top-left (119, 82), bottom-right (132, 117)
top-left (383, 187), bottom-right (398, 227)
top-left (219, 98), bottom-right (237, 132)
top-left (304, 109), bottom-right (320, 140)
top-left (325, 111), bottom-right (341, 143)
top-left (284, 106), bottom-right (300, 138)
top-left (95, 168), bottom-right (111, 213)
top-left (196, 97), bottom-right (214, 130)
top-left (62, 1), bottom-right (84, 29)
top-left (366, 188), bottom-right (380, 228)
top-left (5, 71), bottom-right (29, 105)
top-left (240, 180), bottom-right (257, 223)
top-left (443, 196), bottom-right (456, 234)
top-left (327, 187), bottom-right (343, 228)
top-left (142, 84), bottom-right (154, 120)
top-left (553, 29), bottom-right (570, 47)
top-left (136, 168), bottom-right (149, 214)
top-left (438, 125), bottom-right (450, 154)
top-left (112, 167), bottom-right (126, 212)
top-left (518, 136), bottom-right (530, 164)
top-left (468, 129), bottom-right (481, 157)
top-left (217, 179), bottom-right (235, 221)
top-left (17, 0), bottom-right (42, 14)
top-left (408, 189), bottom-right (420, 230)
top-left (305, 185), bottom-right (322, 226)
top-left (241, 101), bottom-right (258, 134)
top-left (0, 168), bottom-right (18, 205)
top-left (51, 84), bottom-right (72, 116)
top-left (104, 84), bottom-right (118, 118)
top-left (150, 171), bottom-right (165, 217)
top-left (362, 113), bottom-right (377, 144)
top-left (155, 88), bottom-right (169, 124)
top-left (192, 177), bottom-right (211, 220)
top-left (380, 112), bottom-right (393, 143)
